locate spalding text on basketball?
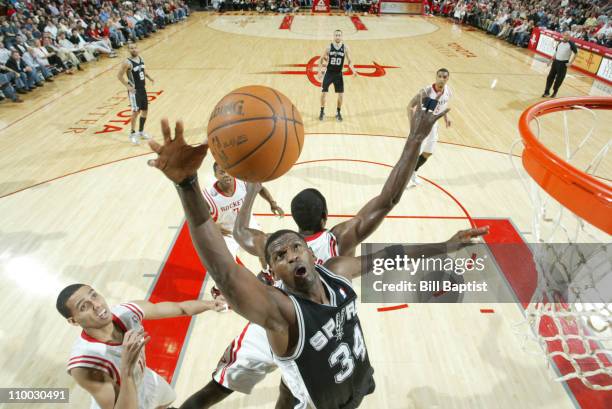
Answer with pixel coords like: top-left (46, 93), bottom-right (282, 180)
top-left (210, 100), bottom-right (245, 120)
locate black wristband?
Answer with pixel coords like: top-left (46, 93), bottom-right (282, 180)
top-left (176, 174), bottom-right (198, 189)
top-left (384, 244), bottom-right (406, 259)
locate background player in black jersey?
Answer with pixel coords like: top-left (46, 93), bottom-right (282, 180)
top-left (147, 95), bottom-right (486, 408)
top-left (317, 29), bottom-right (356, 122)
top-left (118, 44), bottom-right (155, 145)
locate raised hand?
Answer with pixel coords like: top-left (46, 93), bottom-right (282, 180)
top-left (148, 119), bottom-right (208, 183)
top-left (270, 202), bottom-right (285, 217)
top-left (408, 93), bottom-right (450, 143)
top-left (120, 329), bottom-right (149, 374)
top-left (212, 297), bottom-right (229, 312)
top-left (446, 226), bottom-right (489, 253)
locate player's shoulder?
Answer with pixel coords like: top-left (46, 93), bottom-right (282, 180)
top-left (112, 302), bottom-right (145, 328)
top-left (205, 182), bottom-right (220, 199)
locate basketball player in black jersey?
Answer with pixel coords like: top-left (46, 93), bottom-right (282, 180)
top-left (317, 29), bottom-right (356, 121)
top-left (147, 95), bottom-right (486, 408)
top-left (117, 43), bottom-right (155, 145)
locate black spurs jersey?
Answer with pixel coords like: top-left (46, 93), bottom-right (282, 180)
top-left (327, 43), bottom-right (345, 74)
top-left (127, 57), bottom-right (146, 90)
top-left (274, 265), bottom-right (375, 409)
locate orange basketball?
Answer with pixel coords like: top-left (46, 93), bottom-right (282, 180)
top-left (207, 85), bottom-right (304, 182)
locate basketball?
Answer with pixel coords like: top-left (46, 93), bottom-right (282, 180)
top-left (207, 85), bottom-right (304, 182)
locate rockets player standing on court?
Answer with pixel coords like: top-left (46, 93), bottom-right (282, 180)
top-left (202, 162), bottom-right (284, 260)
top-left (317, 29), bottom-right (356, 122)
top-left (56, 284), bottom-right (225, 409)
top-left (118, 44), bottom-right (155, 146)
top-left (407, 68), bottom-right (452, 186)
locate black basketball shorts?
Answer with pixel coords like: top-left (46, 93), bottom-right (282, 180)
top-left (321, 71), bottom-right (344, 93)
top-left (129, 88), bottom-right (148, 112)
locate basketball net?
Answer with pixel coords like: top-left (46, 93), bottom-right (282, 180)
top-left (512, 97), bottom-right (611, 390)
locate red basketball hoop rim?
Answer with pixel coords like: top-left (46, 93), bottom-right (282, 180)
top-left (518, 96), bottom-right (612, 235)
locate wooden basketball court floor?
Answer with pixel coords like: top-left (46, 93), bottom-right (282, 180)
top-left (0, 12), bottom-right (610, 409)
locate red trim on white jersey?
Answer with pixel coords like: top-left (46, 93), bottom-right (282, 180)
top-left (329, 236), bottom-right (338, 257)
top-left (432, 83), bottom-right (445, 96)
top-left (304, 231), bottom-right (325, 242)
top-left (219, 322), bottom-right (250, 385)
top-left (68, 355), bottom-right (121, 385)
top-left (202, 188), bottom-right (219, 221)
top-left (120, 302), bottom-right (144, 321)
top-left (214, 178), bottom-right (236, 197)
top-left (79, 315), bottom-right (126, 346)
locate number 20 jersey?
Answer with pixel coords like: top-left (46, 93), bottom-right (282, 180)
top-left (274, 265), bottom-right (375, 409)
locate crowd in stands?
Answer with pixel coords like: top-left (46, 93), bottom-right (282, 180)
top-left (425, 0), bottom-right (612, 49)
top-left (211, 0), bottom-right (378, 14)
top-left (1, 0), bottom-right (189, 104)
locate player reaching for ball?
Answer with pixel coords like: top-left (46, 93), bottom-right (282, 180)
top-left (56, 284), bottom-right (226, 409)
top-left (147, 91), bottom-right (485, 408)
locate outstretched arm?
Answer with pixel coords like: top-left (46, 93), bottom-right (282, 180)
top-left (259, 186), bottom-right (284, 216)
top-left (233, 182), bottom-right (269, 259)
top-left (132, 298), bottom-right (226, 319)
top-left (325, 226), bottom-right (489, 280)
top-left (331, 94), bottom-right (449, 256)
top-left (407, 88), bottom-right (427, 120)
top-left (147, 119), bottom-right (291, 332)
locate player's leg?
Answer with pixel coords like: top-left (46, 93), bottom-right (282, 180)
top-left (320, 73), bottom-right (332, 120)
top-left (410, 125), bottom-right (437, 186)
top-left (138, 91), bottom-right (151, 139)
top-left (178, 381), bottom-right (233, 409)
top-left (320, 92), bottom-right (327, 120)
top-left (196, 323), bottom-right (276, 406)
top-left (128, 90), bottom-right (140, 145)
top-left (130, 110), bottom-right (140, 145)
top-left (335, 74), bottom-right (344, 121)
top-left (542, 61), bottom-right (557, 97)
top-left (551, 62), bottom-right (567, 97)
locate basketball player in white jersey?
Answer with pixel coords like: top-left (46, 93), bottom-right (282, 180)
top-left (317, 29), bottom-right (356, 121)
top-left (147, 113), bottom-right (487, 409)
top-left (407, 68), bottom-right (452, 186)
top-left (203, 162), bottom-right (284, 261)
top-left (56, 283), bottom-right (226, 409)
top-left (118, 43), bottom-right (155, 145)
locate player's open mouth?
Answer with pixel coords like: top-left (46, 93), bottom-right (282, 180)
top-left (295, 266), bottom-right (307, 277)
top-left (97, 309), bottom-right (108, 319)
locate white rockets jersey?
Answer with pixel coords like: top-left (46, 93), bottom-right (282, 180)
top-left (304, 230), bottom-right (339, 265)
top-left (202, 178), bottom-right (248, 232)
top-left (423, 83), bottom-right (452, 115)
top-left (67, 303), bottom-right (146, 389)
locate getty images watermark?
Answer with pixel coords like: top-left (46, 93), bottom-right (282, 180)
top-left (371, 253), bottom-right (488, 292)
top-left (360, 242), bottom-right (612, 303)
top-left (360, 243), bottom-right (495, 303)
